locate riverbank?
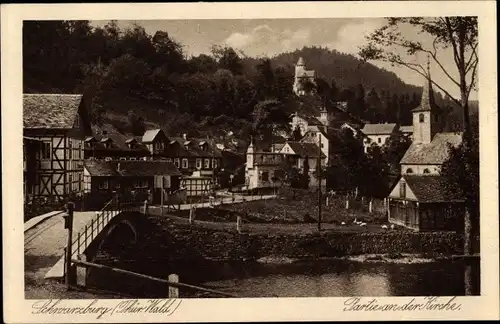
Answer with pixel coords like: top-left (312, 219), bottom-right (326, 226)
top-left (142, 215), bottom-right (464, 262)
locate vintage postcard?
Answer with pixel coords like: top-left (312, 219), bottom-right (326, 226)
top-left (2, 1), bottom-right (499, 322)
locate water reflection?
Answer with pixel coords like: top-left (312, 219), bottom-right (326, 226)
top-left (87, 256), bottom-right (473, 298)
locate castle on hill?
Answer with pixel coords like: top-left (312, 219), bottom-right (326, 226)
top-left (293, 57), bottom-right (316, 96)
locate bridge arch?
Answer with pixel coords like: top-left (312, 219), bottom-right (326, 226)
top-left (75, 212), bottom-right (142, 289)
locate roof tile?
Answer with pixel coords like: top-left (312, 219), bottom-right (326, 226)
top-left (401, 132), bottom-right (462, 165)
top-left (402, 175), bottom-right (463, 202)
top-left (361, 123), bottom-right (397, 135)
top-left (23, 94), bottom-right (82, 129)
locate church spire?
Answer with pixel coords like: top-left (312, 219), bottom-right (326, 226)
top-left (413, 55), bottom-right (436, 112)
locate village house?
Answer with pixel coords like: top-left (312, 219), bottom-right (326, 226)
top-left (83, 160), bottom-right (182, 208)
top-left (387, 64), bottom-right (464, 232)
top-left (399, 125), bottom-right (414, 140)
top-left (84, 125), bottom-right (150, 161)
top-left (23, 93), bottom-right (92, 202)
top-left (361, 123), bottom-right (398, 153)
top-left (245, 138), bottom-right (327, 190)
top-left (23, 136), bottom-right (43, 202)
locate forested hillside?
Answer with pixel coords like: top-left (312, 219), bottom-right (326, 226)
top-left (23, 20), bottom-right (465, 139)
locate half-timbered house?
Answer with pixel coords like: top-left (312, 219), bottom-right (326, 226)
top-left (23, 94), bottom-right (92, 202)
top-left (83, 160), bottom-right (182, 208)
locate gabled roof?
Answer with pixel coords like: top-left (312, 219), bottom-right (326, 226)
top-left (84, 160), bottom-right (119, 176)
top-left (84, 160), bottom-right (181, 177)
top-left (125, 138), bottom-right (137, 144)
top-left (282, 142), bottom-right (326, 158)
top-left (170, 137), bottom-right (223, 158)
top-left (142, 129), bottom-right (164, 143)
top-left (361, 123), bottom-right (398, 135)
top-left (401, 132), bottom-right (463, 165)
top-left (402, 175), bottom-right (463, 203)
top-left (23, 94), bottom-right (83, 129)
top-left (87, 123), bottom-right (149, 153)
top-left (399, 125), bottom-right (413, 134)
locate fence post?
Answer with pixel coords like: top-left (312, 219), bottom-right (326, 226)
top-left (143, 200), bottom-right (149, 216)
top-left (236, 215), bottom-right (242, 233)
top-left (168, 274), bottom-right (179, 298)
top-left (189, 207), bottom-right (195, 225)
top-left (64, 202), bottom-right (75, 288)
top-left (369, 199), bottom-right (373, 214)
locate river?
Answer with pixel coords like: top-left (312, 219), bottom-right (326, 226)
top-left (87, 255), bottom-right (477, 298)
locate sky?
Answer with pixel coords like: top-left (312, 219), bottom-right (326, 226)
top-left (91, 18), bottom-right (477, 100)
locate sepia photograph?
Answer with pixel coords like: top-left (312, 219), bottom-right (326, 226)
top-left (2, 1), bottom-right (499, 322)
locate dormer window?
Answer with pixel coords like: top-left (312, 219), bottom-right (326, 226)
top-left (423, 168), bottom-right (430, 174)
top-left (406, 168), bottom-right (414, 174)
top-left (100, 138), bottom-right (112, 149)
top-left (419, 113), bottom-right (425, 123)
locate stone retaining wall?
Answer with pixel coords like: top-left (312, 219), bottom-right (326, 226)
top-left (141, 217), bottom-right (463, 262)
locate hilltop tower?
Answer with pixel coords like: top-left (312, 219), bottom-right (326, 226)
top-left (412, 57), bottom-right (442, 144)
top-left (293, 57), bottom-right (316, 96)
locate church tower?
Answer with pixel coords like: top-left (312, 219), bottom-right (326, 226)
top-left (246, 137), bottom-right (255, 169)
top-left (412, 57), bottom-right (441, 144)
top-left (293, 57), bottom-right (306, 96)
top-left (319, 106), bottom-right (330, 128)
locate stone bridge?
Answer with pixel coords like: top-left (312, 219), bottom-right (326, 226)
top-left (39, 201), bottom-right (146, 286)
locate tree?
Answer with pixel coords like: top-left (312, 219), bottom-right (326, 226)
top-left (382, 131), bottom-right (412, 174)
top-left (302, 156), bottom-right (310, 189)
top-left (211, 45), bottom-right (244, 75)
top-left (359, 17), bottom-right (478, 256)
top-left (291, 126), bottom-right (302, 141)
top-left (365, 88), bottom-right (383, 122)
top-left (252, 99), bottom-right (290, 142)
top-left (255, 58), bottom-right (275, 99)
top-left (127, 109), bottom-right (146, 136)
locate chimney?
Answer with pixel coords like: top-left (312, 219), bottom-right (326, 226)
top-left (183, 133), bottom-right (187, 140)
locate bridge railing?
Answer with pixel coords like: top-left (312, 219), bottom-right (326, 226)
top-left (68, 198), bottom-right (141, 262)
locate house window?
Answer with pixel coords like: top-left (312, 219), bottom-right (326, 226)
top-left (135, 180), bottom-right (148, 188)
top-left (120, 157), bottom-right (127, 161)
top-left (406, 168), bottom-right (414, 174)
top-left (174, 158), bottom-right (180, 168)
top-left (99, 180), bottom-right (109, 190)
top-left (262, 172), bottom-right (269, 182)
top-left (182, 158), bottom-right (188, 169)
top-left (204, 158), bottom-right (210, 169)
top-left (320, 143), bottom-right (324, 148)
top-left (129, 157), bottom-right (137, 161)
top-left (377, 137), bottom-right (381, 144)
top-left (41, 142), bottom-right (51, 160)
top-left (212, 158), bottom-right (218, 169)
top-left (423, 168), bottom-right (430, 174)
top-left (166, 158), bottom-right (172, 163)
top-left (68, 141), bottom-right (73, 160)
top-left (400, 182), bottom-right (406, 198)
top-left (116, 182), bottom-right (121, 189)
top-left (419, 113), bottom-right (425, 123)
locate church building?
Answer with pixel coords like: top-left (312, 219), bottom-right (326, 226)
top-left (387, 60), bottom-right (464, 232)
